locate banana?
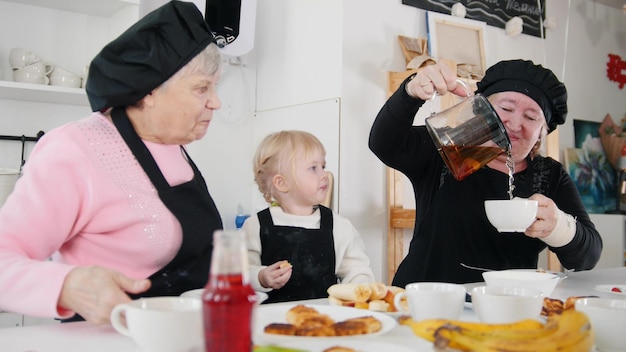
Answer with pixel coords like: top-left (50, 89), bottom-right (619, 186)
top-left (369, 282), bottom-right (388, 300)
top-left (327, 283), bottom-right (372, 303)
top-left (431, 310), bottom-right (594, 352)
top-left (399, 316), bottom-right (545, 351)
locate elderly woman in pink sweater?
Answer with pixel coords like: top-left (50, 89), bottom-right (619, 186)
top-left (0, 2), bottom-right (224, 325)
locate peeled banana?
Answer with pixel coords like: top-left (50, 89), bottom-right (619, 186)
top-left (399, 309), bottom-right (594, 352)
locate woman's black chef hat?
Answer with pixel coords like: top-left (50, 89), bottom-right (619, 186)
top-left (476, 59), bottom-right (567, 133)
top-left (86, 1), bottom-right (216, 112)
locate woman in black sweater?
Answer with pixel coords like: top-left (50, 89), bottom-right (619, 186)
top-left (369, 59), bottom-right (602, 287)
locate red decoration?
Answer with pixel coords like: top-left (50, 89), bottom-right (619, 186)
top-left (607, 54), bottom-right (626, 89)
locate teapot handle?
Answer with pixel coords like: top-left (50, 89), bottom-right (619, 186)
top-left (428, 79), bottom-right (473, 115)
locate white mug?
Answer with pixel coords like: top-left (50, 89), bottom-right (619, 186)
top-left (49, 67), bottom-right (82, 88)
top-left (110, 297), bottom-right (203, 352)
top-left (16, 61), bottom-right (54, 76)
top-left (394, 282), bottom-right (467, 320)
top-left (0, 168), bottom-right (20, 207)
top-left (9, 47), bottom-right (43, 69)
top-left (12, 69), bottom-right (49, 85)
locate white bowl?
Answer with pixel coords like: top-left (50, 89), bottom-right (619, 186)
top-left (471, 285), bottom-right (544, 323)
top-left (484, 198), bottom-right (538, 232)
top-left (482, 269), bottom-right (561, 296)
top-left (575, 297), bottom-right (626, 352)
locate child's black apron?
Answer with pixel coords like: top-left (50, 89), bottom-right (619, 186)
top-left (258, 206), bottom-right (337, 303)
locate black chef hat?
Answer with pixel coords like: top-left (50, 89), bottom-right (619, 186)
top-left (476, 59), bottom-right (567, 133)
top-left (86, 1), bottom-right (216, 112)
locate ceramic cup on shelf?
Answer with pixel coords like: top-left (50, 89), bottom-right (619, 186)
top-left (14, 61), bottom-right (54, 76)
top-left (110, 296), bottom-right (203, 352)
top-left (49, 67), bottom-right (82, 88)
top-left (12, 69), bottom-right (49, 85)
top-left (81, 64), bottom-right (89, 88)
top-left (8, 47), bottom-right (44, 69)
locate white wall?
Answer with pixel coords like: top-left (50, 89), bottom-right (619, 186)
top-left (1, 0), bottom-right (625, 283)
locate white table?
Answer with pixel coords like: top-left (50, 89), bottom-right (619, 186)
top-left (1, 267), bottom-right (624, 352)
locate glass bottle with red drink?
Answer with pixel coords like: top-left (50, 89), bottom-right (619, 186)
top-left (203, 230), bottom-right (257, 352)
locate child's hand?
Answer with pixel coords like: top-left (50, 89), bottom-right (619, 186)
top-left (259, 260), bottom-right (293, 289)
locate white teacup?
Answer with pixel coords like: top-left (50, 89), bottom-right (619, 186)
top-left (9, 47), bottom-right (43, 69)
top-left (394, 282), bottom-right (466, 320)
top-left (49, 67), bottom-right (82, 88)
top-left (16, 61), bottom-right (54, 76)
top-left (484, 198), bottom-right (538, 232)
top-left (0, 168), bottom-right (20, 207)
top-left (575, 297), bottom-right (626, 352)
top-left (110, 297), bottom-right (203, 352)
top-left (471, 286), bottom-right (544, 324)
top-left (12, 69), bottom-right (49, 85)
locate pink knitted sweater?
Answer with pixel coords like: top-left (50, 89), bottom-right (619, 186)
top-left (0, 113), bottom-right (193, 318)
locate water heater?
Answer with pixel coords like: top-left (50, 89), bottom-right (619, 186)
top-left (205, 0), bottom-right (257, 57)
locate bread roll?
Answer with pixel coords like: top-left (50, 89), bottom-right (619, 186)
top-left (264, 323), bottom-right (297, 335)
top-left (333, 319), bottom-right (368, 336)
top-left (347, 316), bottom-right (382, 334)
top-left (327, 283), bottom-right (372, 303)
top-left (323, 347), bottom-right (356, 352)
top-left (286, 305), bottom-right (319, 325)
top-left (296, 324), bottom-right (335, 336)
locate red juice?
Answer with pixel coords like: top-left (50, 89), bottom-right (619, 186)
top-left (203, 273), bottom-right (256, 352)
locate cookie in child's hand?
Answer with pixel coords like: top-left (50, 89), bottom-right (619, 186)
top-left (279, 260), bottom-right (293, 269)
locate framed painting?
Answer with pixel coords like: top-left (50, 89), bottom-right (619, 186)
top-left (426, 11), bottom-right (487, 77)
top-left (564, 147), bottom-right (615, 214)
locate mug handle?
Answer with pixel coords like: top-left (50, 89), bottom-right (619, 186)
top-left (43, 62), bottom-right (55, 75)
top-left (43, 76), bottom-right (50, 85)
top-left (110, 304), bottom-right (132, 337)
top-left (393, 291), bottom-right (410, 313)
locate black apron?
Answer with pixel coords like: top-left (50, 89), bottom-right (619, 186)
top-left (259, 206), bottom-right (337, 303)
top-left (110, 108), bottom-right (223, 297)
top-left (61, 109), bottom-right (223, 322)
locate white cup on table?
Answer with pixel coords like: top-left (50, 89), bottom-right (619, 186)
top-left (394, 282), bottom-right (467, 320)
top-left (110, 296), bottom-right (203, 352)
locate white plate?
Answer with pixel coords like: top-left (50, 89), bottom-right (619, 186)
top-left (253, 304), bottom-right (397, 341)
top-left (594, 285), bottom-right (626, 296)
top-left (180, 288), bottom-right (269, 303)
top-left (256, 339), bottom-right (414, 352)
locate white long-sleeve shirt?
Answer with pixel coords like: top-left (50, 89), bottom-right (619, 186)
top-left (242, 206), bottom-right (375, 292)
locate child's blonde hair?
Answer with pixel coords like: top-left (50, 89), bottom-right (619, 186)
top-left (254, 130), bottom-right (326, 204)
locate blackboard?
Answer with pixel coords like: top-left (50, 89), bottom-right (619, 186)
top-left (402, 0), bottom-right (546, 38)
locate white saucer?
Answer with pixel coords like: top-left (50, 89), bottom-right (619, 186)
top-left (180, 288), bottom-right (269, 304)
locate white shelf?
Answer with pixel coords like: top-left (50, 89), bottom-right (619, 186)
top-left (0, 80), bottom-right (88, 106)
top-left (2, 0), bottom-right (139, 16)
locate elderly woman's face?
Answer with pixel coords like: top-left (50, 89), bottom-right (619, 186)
top-left (488, 91), bottom-right (545, 162)
top-left (144, 70), bottom-right (221, 145)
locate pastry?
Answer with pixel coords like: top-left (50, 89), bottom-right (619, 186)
top-left (263, 323), bottom-right (297, 335)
